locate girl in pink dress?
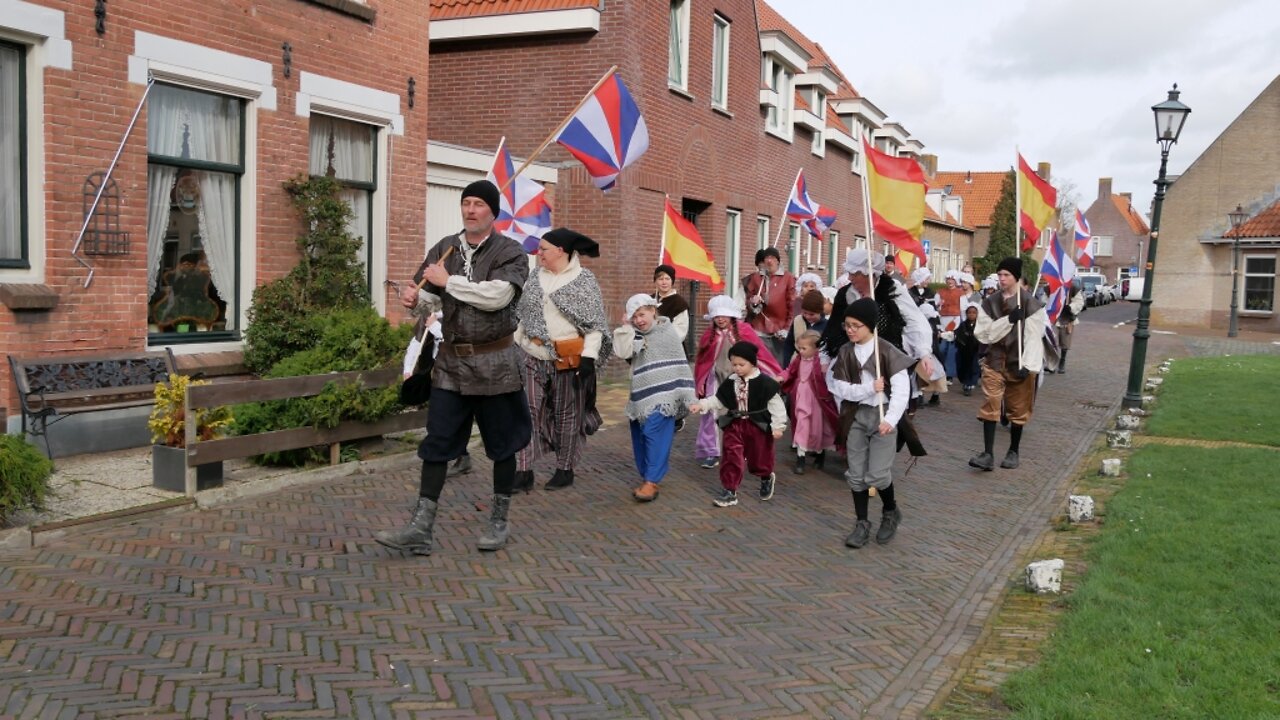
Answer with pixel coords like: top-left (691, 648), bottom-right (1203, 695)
top-left (779, 330), bottom-right (839, 474)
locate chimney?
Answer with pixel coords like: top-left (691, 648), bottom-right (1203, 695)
top-left (965, 170), bottom-right (973, 184)
top-left (1098, 177), bottom-right (1113, 201)
top-left (919, 153), bottom-right (938, 177)
top-left (1120, 192), bottom-right (1132, 206)
top-left (1036, 162), bottom-right (1051, 180)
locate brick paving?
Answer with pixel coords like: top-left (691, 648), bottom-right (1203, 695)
top-left (0, 321), bottom-right (1195, 719)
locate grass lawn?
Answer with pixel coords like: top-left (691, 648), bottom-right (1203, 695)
top-left (1144, 355), bottom-right (1280, 446)
top-left (1000, 444), bottom-right (1280, 719)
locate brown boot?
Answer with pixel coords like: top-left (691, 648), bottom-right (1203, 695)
top-left (632, 481), bottom-right (660, 502)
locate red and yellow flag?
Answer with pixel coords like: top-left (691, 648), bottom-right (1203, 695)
top-left (1017, 153), bottom-right (1057, 252)
top-left (661, 198), bottom-right (723, 289)
top-left (863, 139), bottom-right (927, 261)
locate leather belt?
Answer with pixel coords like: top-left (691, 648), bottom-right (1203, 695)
top-left (450, 334), bottom-right (514, 357)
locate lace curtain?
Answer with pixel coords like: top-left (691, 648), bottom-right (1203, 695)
top-left (310, 114), bottom-right (374, 270)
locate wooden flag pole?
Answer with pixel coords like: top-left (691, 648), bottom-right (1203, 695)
top-left (859, 130), bottom-right (884, 497)
top-left (1013, 147), bottom-right (1024, 371)
top-left (771, 169), bottom-right (803, 248)
top-left (503, 65), bottom-right (620, 193)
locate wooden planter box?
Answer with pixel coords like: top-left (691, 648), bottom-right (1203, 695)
top-left (152, 444), bottom-right (222, 492)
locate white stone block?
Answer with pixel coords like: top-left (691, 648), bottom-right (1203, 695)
top-left (1068, 495), bottom-right (1095, 523)
top-left (1116, 415), bottom-right (1141, 430)
top-left (1128, 407), bottom-right (1150, 417)
top-left (1107, 430), bottom-right (1132, 448)
top-left (1142, 395), bottom-right (1157, 406)
top-left (1101, 458), bottom-right (1122, 476)
top-left (1026, 559), bottom-right (1064, 594)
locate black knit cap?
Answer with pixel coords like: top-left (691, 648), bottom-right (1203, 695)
top-left (996, 256), bottom-right (1023, 279)
top-left (728, 340), bottom-right (759, 366)
top-left (755, 247), bottom-right (781, 265)
top-left (461, 180), bottom-right (501, 219)
top-left (844, 297), bottom-right (879, 328)
top-left (654, 264), bottom-right (677, 282)
top-left (542, 227), bottom-right (600, 258)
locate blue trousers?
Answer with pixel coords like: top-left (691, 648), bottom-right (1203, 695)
top-left (629, 413), bottom-right (676, 483)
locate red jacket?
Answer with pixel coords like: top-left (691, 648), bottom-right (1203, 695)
top-left (742, 271), bottom-right (796, 336)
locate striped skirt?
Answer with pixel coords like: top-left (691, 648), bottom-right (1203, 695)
top-left (517, 355), bottom-right (593, 471)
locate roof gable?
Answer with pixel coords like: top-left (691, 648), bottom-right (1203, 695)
top-left (930, 171), bottom-right (1007, 228)
top-left (429, 0), bottom-right (598, 20)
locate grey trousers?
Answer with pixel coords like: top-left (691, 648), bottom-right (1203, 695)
top-left (843, 404), bottom-right (897, 492)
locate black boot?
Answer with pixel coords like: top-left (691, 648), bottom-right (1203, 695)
top-left (512, 470), bottom-right (535, 494)
top-left (1057, 349), bottom-right (1068, 374)
top-left (477, 494), bottom-right (511, 551)
top-left (793, 453), bottom-right (806, 475)
top-left (374, 497), bottom-right (438, 555)
top-left (875, 508), bottom-right (902, 545)
top-left (447, 454), bottom-right (473, 477)
top-left (545, 468), bottom-right (574, 491)
top-left (813, 451), bottom-right (825, 470)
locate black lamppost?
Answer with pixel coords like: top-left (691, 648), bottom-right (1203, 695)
top-left (1122, 85), bottom-right (1191, 409)
top-left (1227, 204), bottom-right (1248, 338)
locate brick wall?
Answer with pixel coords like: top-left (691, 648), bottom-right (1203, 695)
top-left (1, 0), bottom-right (429, 418)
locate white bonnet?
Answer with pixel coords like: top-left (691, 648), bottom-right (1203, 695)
top-left (842, 248), bottom-right (885, 276)
top-left (703, 294), bottom-right (742, 320)
top-left (625, 293), bottom-right (658, 319)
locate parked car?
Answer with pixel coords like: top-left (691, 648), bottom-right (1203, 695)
top-left (1121, 276), bottom-right (1145, 301)
top-left (1078, 273), bottom-right (1108, 306)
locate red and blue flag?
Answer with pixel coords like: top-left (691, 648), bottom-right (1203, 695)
top-left (554, 72), bottom-right (649, 191)
top-left (1074, 209), bottom-right (1093, 268)
top-left (785, 169), bottom-right (837, 240)
top-left (487, 138), bottom-right (552, 253)
top-left (1040, 229), bottom-right (1077, 324)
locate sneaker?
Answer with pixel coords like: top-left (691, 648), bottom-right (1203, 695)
top-left (845, 520), bottom-right (872, 548)
top-left (927, 394), bottom-right (941, 407)
top-left (875, 508), bottom-right (902, 545)
top-left (759, 472), bottom-right (776, 501)
top-left (633, 481), bottom-right (660, 503)
top-left (962, 385), bottom-right (972, 397)
top-left (968, 452), bottom-right (995, 471)
top-left (675, 418), bottom-right (686, 432)
top-left (1000, 451), bottom-right (1020, 469)
top-left (712, 488), bottom-right (738, 507)
top-left (793, 454), bottom-right (806, 475)
top-left (700, 457), bottom-right (720, 469)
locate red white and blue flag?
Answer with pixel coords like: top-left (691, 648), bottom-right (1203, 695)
top-left (1074, 209), bottom-right (1093, 268)
top-left (487, 138), bottom-right (552, 253)
top-left (784, 169), bottom-right (837, 240)
top-left (1041, 229), bottom-right (1077, 324)
top-left (554, 72), bottom-right (650, 191)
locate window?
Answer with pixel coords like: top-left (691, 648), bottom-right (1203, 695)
top-left (668, 0), bottom-right (689, 90)
top-left (1244, 255), bottom-right (1276, 313)
top-left (756, 215), bottom-right (770, 251)
top-left (1092, 235), bottom-right (1114, 257)
top-left (810, 89), bottom-right (825, 155)
top-left (146, 83), bottom-right (244, 340)
top-left (310, 114), bottom-right (377, 288)
top-left (787, 222), bottom-right (801, 274)
top-left (725, 209), bottom-right (741, 288)
top-left (763, 55), bottom-right (793, 138)
top-left (804, 235), bottom-right (813, 268)
top-left (0, 40), bottom-right (27, 268)
top-left (711, 15), bottom-right (730, 109)
top-left (827, 231), bottom-right (840, 285)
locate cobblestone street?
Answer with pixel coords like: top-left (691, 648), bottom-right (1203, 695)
top-left (0, 320), bottom-right (1246, 719)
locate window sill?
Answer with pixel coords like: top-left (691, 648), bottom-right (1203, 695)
top-left (1240, 309), bottom-right (1273, 316)
top-left (712, 104), bottom-right (733, 118)
top-left (149, 330), bottom-right (241, 346)
top-left (668, 84), bottom-right (694, 101)
top-left (765, 127), bottom-right (793, 143)
top-left (301, 0), bottom-right (376, 22)
top-left (0, 283), bottom-right (58, 311)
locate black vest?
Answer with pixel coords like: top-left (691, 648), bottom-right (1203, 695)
top-left (714, 373), bottom-right (781, 432)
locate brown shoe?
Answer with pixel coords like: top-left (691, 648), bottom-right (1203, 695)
top-left (632, 481), bottom-right (660, 502)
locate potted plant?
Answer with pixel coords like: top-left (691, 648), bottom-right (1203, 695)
top-left (148, 373), bottom-right (234, 492)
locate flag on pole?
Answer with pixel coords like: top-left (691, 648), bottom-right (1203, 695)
top-left (661, 198), bottom-right (723, 289)
top-left (785, 169), bottom-right (838, 239)
top-left (1040, 229), bottom-right (1077, 324)
top-left (554, 72), bottom-right (650, 191)
top-left (487, 139), bottom-right (552, 253)
top-left (1074, 209), bottom-right (1093, 268)
top-left (1017, 153), bottom-right (1057, 251)
top-left (863, 139), bottom-right (927, 261)
top-left (895, 249), bottom-right (915, 275)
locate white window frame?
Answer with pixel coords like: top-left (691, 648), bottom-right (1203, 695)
top-left (1092, 235), bottom-right (1114, 258)
top-left (810, 88), bottom-right (825, 155)
top-left (725, 209), bottom-right (741, 291)
top-left (763, 55), bottom-right (794, 141)
top-left (711, 14), bottom-right (730, 110)
top-left (756, 215), bottom-right (770, 252)
top-left (827, 231), bottom-right (840, 285)
top-left (1, 2), bottom-right (73, 283)
top-left (1243, 253), bottom-right (1276, 314)
top-left (787, 222), bottom-right (801, 274)
top-left (129, 30), bottom-right (274, 353)
top-left (667, 0), bottom-right (690, 91)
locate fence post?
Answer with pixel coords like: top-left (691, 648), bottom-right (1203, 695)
top-left (184, 383), bottom-right (197, 497)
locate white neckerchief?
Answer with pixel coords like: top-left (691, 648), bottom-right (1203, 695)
top-left (457, 232), bottom-right (490, 281)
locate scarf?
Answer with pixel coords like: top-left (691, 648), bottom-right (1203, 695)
top-left (517, 262), bottom-right (613, 364)
top-left (625, 318), bottom-right (697, 421)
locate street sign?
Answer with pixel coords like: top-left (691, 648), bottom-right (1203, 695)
top-left (922, 239), bottom-right (931, 256)
top-left (1130, 266), bottom-right (1138, 275)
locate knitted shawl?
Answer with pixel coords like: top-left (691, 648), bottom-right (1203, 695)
top-left (625, 317), bottom-right (697, 421)
top-left (517, 264), bottom-right (613, 364)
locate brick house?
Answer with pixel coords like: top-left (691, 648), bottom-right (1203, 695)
top-left (1, 0), bottom-right (428, 444)
top-left (424, 0), bottom-right (930, 338)
top-left (1151, 74), bottom-right (1280, 333)
top-left (928, 167), bottom-right (1005, 262)
top-left (1079, 177), bottom-right (1150, 282)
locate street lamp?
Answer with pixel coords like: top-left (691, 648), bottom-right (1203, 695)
top-left (1227, 204), bottom-right (1248, 337)
top-left (1123, 84), bottom-right (1191, 409)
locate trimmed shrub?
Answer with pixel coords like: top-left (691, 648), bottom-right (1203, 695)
top-left (0, 434), bottom-right (54, 527)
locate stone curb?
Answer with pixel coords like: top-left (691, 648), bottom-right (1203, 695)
top-left (194, 449), bottom-right (419, 510)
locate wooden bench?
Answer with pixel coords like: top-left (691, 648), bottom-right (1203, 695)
top-left (7, 348), bottom-right (178, 460)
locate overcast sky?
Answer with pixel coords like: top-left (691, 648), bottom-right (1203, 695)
top-left (781, 0), bottom-right (1280, 221)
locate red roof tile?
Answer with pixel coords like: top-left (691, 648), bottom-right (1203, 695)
top-left (1235, 197), bottom-right (1280, 238)
top-left (1111, 195), bottom-right (1150, 235)
top-left (429, 0), bottom-right (597, 20)
top-left (930, 171), bottom-right (1008, 228)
